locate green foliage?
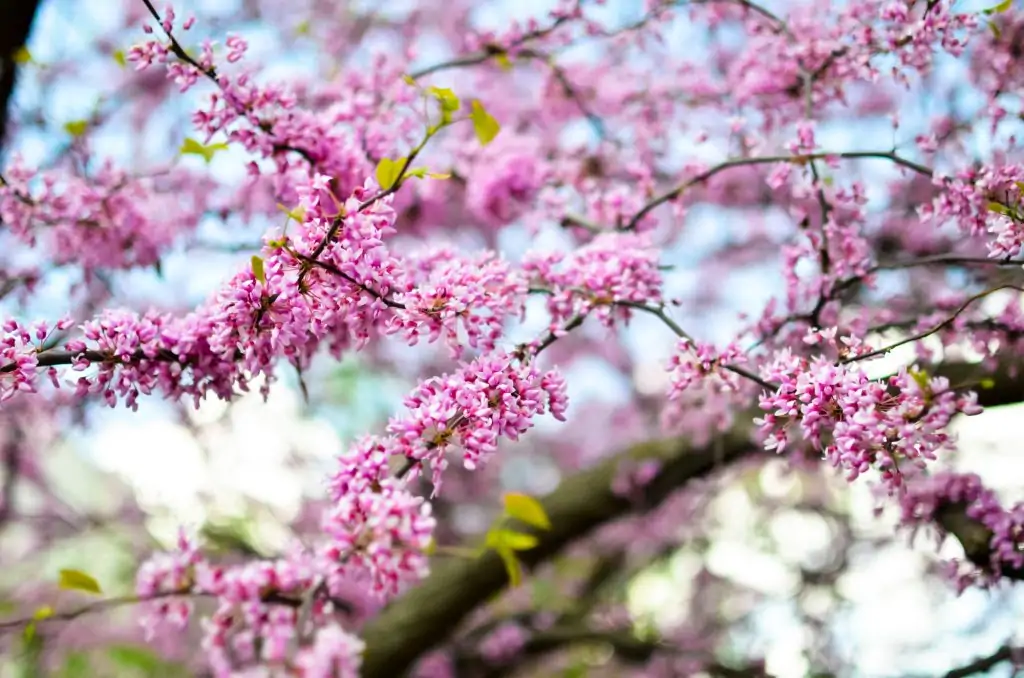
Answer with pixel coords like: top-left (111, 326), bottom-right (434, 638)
top-left (251, 255), bottom-right (266, 285)
top-left (486, 528), bottom-right (542, 587)
top-left (988, 200), bottom-right (1015, 217)
top-left (63, 120), bottom-right (89, 138)
top-left (58, 569), bottom-right (102, 595)
top-left (107, 644), bottom-right (189, 675)
top-left (983, 0), bottom-right (1013, 14)
top-left (503, 492), bottom-right (552, 530)
top-left (59, 652), bottom-right (92, 678)
top-left (470, 100), bottom-right (501, 145)
top-left (276, 202), bottom-right (306, 223)
top-left (13, 46), bottom-right (33, 65)
top-left (428, 86), bottom-right (461, 124)
top-left (375, 157), bottom-right (403, 190)
top-left (113, 49), bottom-right (127, 67)
top-left (179, 137), bottom-right (230, 164)
top-left (405, 167), bottom-right (451, 180)
top-left (22, 605), bottom-right (53, 645)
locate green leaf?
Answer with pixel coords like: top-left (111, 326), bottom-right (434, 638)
top-left (406, 166), bottom-right (451, 180)
top-left (58, 569), bottom-right (102, 595)
top-left (179, 137), bottom-right (230, 164)
top-left (108, 644), bottom-right (175, 673)
top-left (984, 0), bottom-right (1013, 14)
top-left (503, 531), bottom-right (539, 550)
top-left (276, 202), bottom-right (306, 223)
top-left (59, 652), bottom-right (91, 678)
top-left (980, 378), bottom-right (996, 389)
top-left (294, 20), bottom-right (311, 36)
top-left (24, 606), bottom-right (53, 644)
top-left (988, 200), bottom-right (1014, 217)
top-left (428, 86), bottom-right (461, 123)
top-left (402, 74), bottom-right (417, 87)
top-left (989, 19), bottom-right (1003, 38)
top-left (495, 52), bottom-right (513, 71)
top-left (375, 157), bottom-right (403, 190)
top-left (63, 120), bottom-right (88, 138)
top-left (495, 545), bottom-right (523, 587)
top-left (13, 46), bottom-right (33, 65)
top-left (909, 369), bottom-right (930, 392)
top-left (503, 492), bottom-right (551, 530)
top-left (250, 255), bottom-right (266, 284)
top-left (470, 99), bottom-right (500, 145)
top-left (488, 528), bottom-right (539, 551)
top-left (112, 49), bottom-right (127, 67)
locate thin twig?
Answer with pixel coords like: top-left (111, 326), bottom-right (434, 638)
top-left (844, 285), bottom-right (1024, 364)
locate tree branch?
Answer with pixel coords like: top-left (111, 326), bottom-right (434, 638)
top-left (358, 425), bottom-right (762, 677)
top-left (942, 645), bottom-right (1019, 678)
top-left (359, 360), bottom-right (1024, 676)
top-left (0, 0), bottom-right (42, 153)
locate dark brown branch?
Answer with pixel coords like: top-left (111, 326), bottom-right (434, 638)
top-left (359, 360), bottom-right (1024, 676)
top-left (942, 645), bottom-right (1018, 678)
top-left (625, 150), bottom-right (932, 231)
top-left (0, 0), bottom-right (42, 152)
top-left (359, 426), bottom-right (762, 677)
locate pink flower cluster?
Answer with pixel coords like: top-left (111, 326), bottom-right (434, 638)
top-left (383, 350), bottom-right (568, 488)
top-left (524, 232), bottom-right (663, 328)
top-left (389, 249), bottom-right (529, 358)
top-left (321, 476), bottom-right (435, 597)
top-left (37, 175), bottom-right (399, 409)
top-left (920, 162), bottom-right (1024, 258)
top-left (477, 622), bottom-right (528, 663)
top-left (129, 6), bottom-right (421, 199)
top-left (464, 135), bottom-right (546, 227)
top-left (0, 318), bottom-right (71, 403)
top-left (0, 158), bottom-right (210, 273)
top-left (137, 533), bottom-right (367, 677)
top-left (756, 350), bottom-right (982, 492)
top-left (900, 471), bottom-right (1024, 591)
top-left (667, 338), bottom-right (747, 396)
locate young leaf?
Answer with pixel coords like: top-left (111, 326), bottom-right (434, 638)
top-left (58, 569), bottom-right (102, 595)
top-left (470, 99), bottom-right (500, 145)
top-left (63, 120), bottom-right (89, 138)
top-left (112, 49), bottom-right (127, 67)
top-left (496, 545), bottom-right (523, 587)
top-left (402, 74), bottom-right (417, 87)
top-left (501, 530), bottom-right (539, 551)
top-left (503, 492), bottom-right (552, 530)
top-left (429, 86), bottom-right (461, 123)
top-left (276, 203), bottom-right (306, 223)
top-left (13, 46), bottom-right (33, 65)
top-left (375, 157), bottom-right (403, 190)
top-left (24, 605), bottom-right (54, 643)
top-left (180, 137), bottom-right (230, 164)
top-left (984, 0), bottom-right (1013, 14)
top-left (988, 201), bottom-right (1014, 217)
top-left (251, 255), bottom-right (266, 284)
top-left (495, 52), bottom-right (513, 71)
top-left (406, 167), bottom-right (452, 180)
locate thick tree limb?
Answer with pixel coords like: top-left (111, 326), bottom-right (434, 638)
top-left (942, 645), bottom-right (1019, 678)
top-left (359, 426), bottom-right (761, 677)
top-left (0, 0), bottom-right (42, 151)
top-left (360, 361), bottom-right (1024, 676)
